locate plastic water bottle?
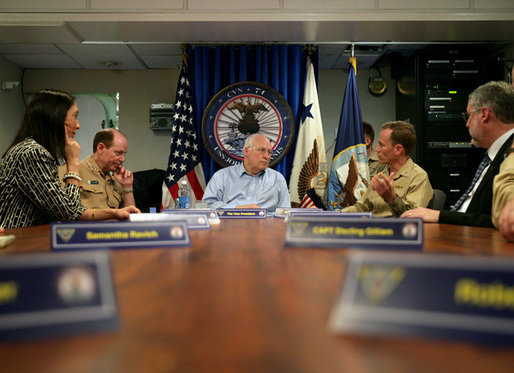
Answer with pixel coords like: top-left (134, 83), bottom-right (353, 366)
top-left (178, 180), bottom-right (191, 209)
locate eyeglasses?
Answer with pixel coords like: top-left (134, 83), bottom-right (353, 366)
top-left (252, 147), bottom-right (273, 156)
top-left (462, 110), bottom-right (480, 123)
top-left (461, 110), bottom-right (477, 122)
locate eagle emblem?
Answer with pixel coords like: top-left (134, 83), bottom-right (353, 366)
top-left (291, 139), bottom-right (319, 208)
top-left (57, 228), bottom-right (75, 242)
top-left (342, 152), bottom-right (359, 207)
top-left (228, 100), bottom-right (268, 134)
top-left (358, 265), bottom-right (406, 303)
top-left (202, 82), bottom-right (294, 168)
top-left (291, 221), bottom-right (309, 235)
top-left (333, 152), bottom-right (369, 209)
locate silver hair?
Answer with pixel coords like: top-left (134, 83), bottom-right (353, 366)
top-left (244, 133), bottom-right (267, 149)
top-left (468, 81), bottom-right (514, 123)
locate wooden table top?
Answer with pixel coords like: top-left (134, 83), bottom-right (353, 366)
top-left (0, 219), bottom-right (513, 373)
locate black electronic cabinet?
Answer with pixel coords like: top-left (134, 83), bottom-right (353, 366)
top-left (394, 46), bottom-right (503, 209)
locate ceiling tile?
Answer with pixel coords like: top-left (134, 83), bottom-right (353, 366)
top-left (52, 44), bottom-right (144, 69)
top-left (131, 43), bottom-right (182, 55)
top-left (0, 25), bottom-right (82, 43)
top-left (69, 53), bottom-right (144, 69)
top-left (140, 55), bottom-right (182, 69)
top-left (57, 43), bottom-right (134, 55)
top-left (0, 43), bottom-right (63, 54)
top-left (2, 54), bottom-right (82, 69)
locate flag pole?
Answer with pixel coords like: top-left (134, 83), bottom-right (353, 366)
top-left (350, 43), bottom-right (357, 76)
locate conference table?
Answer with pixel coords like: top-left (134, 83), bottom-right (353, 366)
top-left (0, 218), bottom-right (513, 372)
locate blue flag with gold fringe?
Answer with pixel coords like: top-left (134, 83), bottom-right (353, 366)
top-left (327, 57), bottom-right (370, 210)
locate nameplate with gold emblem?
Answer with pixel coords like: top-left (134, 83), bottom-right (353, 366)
top-left (329, 252), bottom-right (514, 344)
top-left (216, 208), bottom-right (267, 219)
top-left (51, 221), bottom-right (190, 250)
top-left (0, 251), bottom-right (118, 339)
top-left (285, 217), bottom-right (422, 250)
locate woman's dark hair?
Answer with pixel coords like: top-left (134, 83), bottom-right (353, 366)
top-left (5, 89), bottom-right (75, 160)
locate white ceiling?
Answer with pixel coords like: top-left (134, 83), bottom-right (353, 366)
top-left (0, 18), bottom-right (512, 70)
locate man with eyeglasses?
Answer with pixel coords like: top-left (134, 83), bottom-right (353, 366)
top-left (402, 81), bottom-right (514, 227)
top-left (202, 133), bottom-right (291, 212)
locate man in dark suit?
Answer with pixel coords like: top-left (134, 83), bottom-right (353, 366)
top-left (402, 81), bottom-right (514, 227)
top-left (493, 140), bottom-right (514, 240)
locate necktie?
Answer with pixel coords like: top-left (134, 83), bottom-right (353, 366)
top-left (451, 155), bottom-right (490, 211)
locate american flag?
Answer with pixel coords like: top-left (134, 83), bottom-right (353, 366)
top-left (161, 53), bottom-right (206, 209)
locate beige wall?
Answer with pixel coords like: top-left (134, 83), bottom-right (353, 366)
top-left (0, 56), bottom-right (25, 154)
top-left (22, 69), bottom-right (179, 171)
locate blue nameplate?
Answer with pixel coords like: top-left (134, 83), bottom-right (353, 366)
top-left (217, 209), bottom-right (267, 219)
top-left (285, 217), bottom-right (423, 250)
top-left (274, 207), bottom-right (321, 218)
top-left (329, 252), bottom-right (514, 344)
top-left (161, 208), bottom-right (220, 224)
top-left (51, 221), bottom-right (190, 250)
top-left (284, 211), bottom-right (372, 223)
top-left (0, 251), bottom-right (118, 340)
top-left (129, 213), bottom-right (210, 230)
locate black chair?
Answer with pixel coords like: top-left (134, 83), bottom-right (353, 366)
top-left (133, 169), bottom-right (166, 212)
top-left (428, 189), bottom-right (447, 210)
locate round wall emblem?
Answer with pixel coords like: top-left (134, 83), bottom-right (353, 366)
top-left (202, 81), bottom-right (295, 167)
